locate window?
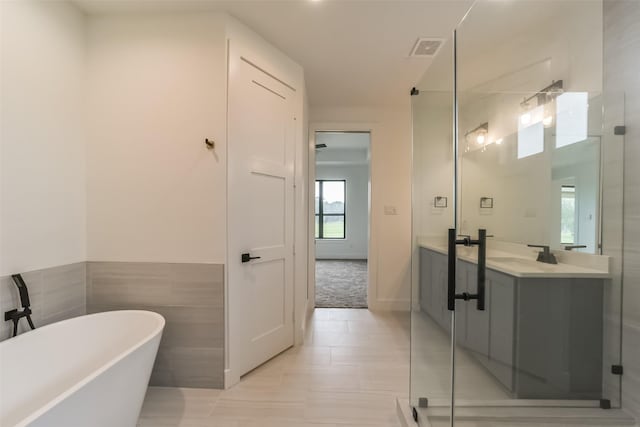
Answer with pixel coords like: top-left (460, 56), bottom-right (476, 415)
top-left (561, 185), bottom-right (576, 244)
top-left (518, 105), bottom-right (545, 159)
top-left (315, 180), bottom-right (346, 239)
top-left (556, 92), bottom-right (588, 148)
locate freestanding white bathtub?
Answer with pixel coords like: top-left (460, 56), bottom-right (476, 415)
top-left (0, 310), bottom-right (164, 427)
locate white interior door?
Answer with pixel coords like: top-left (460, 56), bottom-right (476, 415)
top-left (228, 48), bottom-right (296, 376)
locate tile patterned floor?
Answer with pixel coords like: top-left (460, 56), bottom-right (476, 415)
top-left (137, 308), bottom-right (410, 427)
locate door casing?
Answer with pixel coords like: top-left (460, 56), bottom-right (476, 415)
top-left (308, 125), bottom-right (374, 310)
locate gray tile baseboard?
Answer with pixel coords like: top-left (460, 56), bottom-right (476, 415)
top-left (86, 261), bottom-right (224, 389)
top-left (0, 262), bottom-right (86, 342)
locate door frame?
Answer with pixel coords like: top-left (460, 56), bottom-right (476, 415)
top-left (308, 124), bottom-right (375, 310)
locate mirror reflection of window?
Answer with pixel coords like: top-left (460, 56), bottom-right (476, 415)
top-left (517, 105), bottom-right (545, 159)
top-left (561, 185), bottom-right (577, 245)
top-left (556, 92), bottom-right (589, 148)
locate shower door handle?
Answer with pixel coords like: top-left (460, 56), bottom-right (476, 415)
top-left (447, 228), bottom-right (486, 311)
top-left (447, 229), bottom-right (457, 311)
top-left (476, 229), bottom-right (486, 311)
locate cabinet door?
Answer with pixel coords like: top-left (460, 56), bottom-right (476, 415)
top-left (464, 262), bottom-right (490, 360)
top-left (419, 248), bottom-right (432, 315)
top-left (431, 252), bottom-right (450, 331)
top-left (455, 261), bottom-right (468, 346)
top-left (487, 269), bottom-right (515, 390)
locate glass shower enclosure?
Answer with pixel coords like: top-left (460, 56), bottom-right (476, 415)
top-left (410, 1), bottom-right (625, 425)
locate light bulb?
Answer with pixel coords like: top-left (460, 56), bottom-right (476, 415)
top-left (520, 112), bottom-right (532, 125)
top-left (476, 134), bottom-right (486, 144)
top-left (496, 138), bottom-right (503, 145)
top-left (543, 116), bottom-right (553, 127)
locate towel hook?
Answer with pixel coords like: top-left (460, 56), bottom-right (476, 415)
top-left (204, 138), bottom-right (215, 150)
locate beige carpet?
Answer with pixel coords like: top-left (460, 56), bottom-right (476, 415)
top-left (315, 259), bottom-right (367, 308)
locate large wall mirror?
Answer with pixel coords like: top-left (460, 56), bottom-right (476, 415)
top-left (456, 0), bottom-right (603, 253)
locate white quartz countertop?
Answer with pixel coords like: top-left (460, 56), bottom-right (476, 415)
top-left (418, 238), bottom-right (611, 279)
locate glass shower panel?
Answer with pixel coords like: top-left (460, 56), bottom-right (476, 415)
top-left (452, 0), bottom-right (622, 418)
top-left (600, 89), bottom-right (625, 409)
top-left (410, 36), bottom-right (455, 420)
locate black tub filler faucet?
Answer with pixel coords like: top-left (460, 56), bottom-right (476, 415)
top-left (4, 274), bottom-right (36, 337)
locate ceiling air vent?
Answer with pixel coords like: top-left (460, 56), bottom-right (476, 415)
top-left (410, 38), bottom-right (444, 57)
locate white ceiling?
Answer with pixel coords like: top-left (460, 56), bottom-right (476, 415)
top-left (316, 131), bottom-right (370, 151)
top-left (72, 0), bottom-right (473, 108)
top-left (315, 131), bottom-right (370, 164)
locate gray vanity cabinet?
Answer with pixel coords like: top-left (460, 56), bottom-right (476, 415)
top-left (419, 248), bottom-right (450, 332)
top-left (456, 260), bottom-right (514, 390)
top-left (458, 260), bottom-right (490, 361)
top-left (514, 278), bottom-right (603, 399)
top-left (486, 270), bottom-right (516, 390)
top-left (418, 247), bottom-right (603, 399)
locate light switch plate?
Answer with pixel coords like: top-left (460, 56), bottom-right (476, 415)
top-left (384, 205), bottom-right (397, 215)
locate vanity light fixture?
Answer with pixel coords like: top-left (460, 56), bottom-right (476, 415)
top-left (465, 122), bottom-right (489, 147)
top-left (520, 112), bottom-right (532, 126)
top-left (519, 80), bottom-right (563, 130)
top-left (520, 80), bottom-right (564, 110)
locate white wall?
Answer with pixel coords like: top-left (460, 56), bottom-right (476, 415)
top-left (0, 0), bottom-right (87, 275)
top-left (412, 92), bottom-right (454, 241)
top-left (316, 162), bottom-right (369, 260)
top-left (310, 106), bottom-right (412, 311)
top-left (85, 12), bottom-right (309, 387)
top-left (86, 12), bottom-right (228, 264)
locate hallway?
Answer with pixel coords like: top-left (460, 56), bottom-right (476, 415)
top-left (315, 260), bottom-right (368, 308)
top-left (137, 308), bottom-right (410, 426)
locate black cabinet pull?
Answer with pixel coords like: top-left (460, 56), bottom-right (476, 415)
top-left (241, 253), bottom-right (261, 263)
top-left (447, 228), bottom-right (487, 311)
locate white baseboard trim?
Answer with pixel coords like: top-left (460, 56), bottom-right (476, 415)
top-left (224, 368), bottom-right (240, 390)
top-left (296, 298), bottom-right (311, 345)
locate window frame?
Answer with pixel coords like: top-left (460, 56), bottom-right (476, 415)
top-left (315, 179), bottom-right (346, 240)
top-left (560, 184), bottom-right (577, 245)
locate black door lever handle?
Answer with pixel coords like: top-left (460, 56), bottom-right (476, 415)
top-left (241, 253), bottom-right (261, 263)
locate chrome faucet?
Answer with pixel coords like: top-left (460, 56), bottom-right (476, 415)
top-left (527, 244), bottom-right (558, 264)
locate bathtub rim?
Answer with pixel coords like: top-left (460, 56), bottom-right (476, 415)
top-left (2, 310), bottom-right (165, 427)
